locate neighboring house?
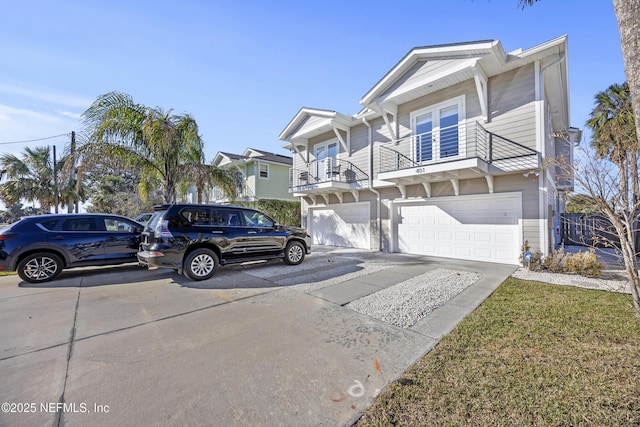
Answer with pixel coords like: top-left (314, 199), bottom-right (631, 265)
top-left (279, 36), bottom-right (581, 265)
top-left (206, 148), bottom-right (294, 203)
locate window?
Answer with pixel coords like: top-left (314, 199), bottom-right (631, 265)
top-left (411, 95), bottom-right (465, 164)
top-left (206, 209), bottom-right (243, 226)
top-left (38, 219), bottom-right (58, 231)
top-left (61, 218), bottom-right (97, 231)
top-left (243, 210), bottom-right (274, 228)
top-left (179, 208), bottom-right (213, 226)
top-left (103, 218), bottom-right (136, 232)
top-left (259, 163), bottom-right (269, 179)
top-left (314, 141), bottom-right (338, 180)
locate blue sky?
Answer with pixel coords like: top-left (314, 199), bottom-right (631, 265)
top-left (0, 0), bottom-right (626, 161)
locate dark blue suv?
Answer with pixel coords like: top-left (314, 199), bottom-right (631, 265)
top-left (0, 214), bottom-right (143, 283)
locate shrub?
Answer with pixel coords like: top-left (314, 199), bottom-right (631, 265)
top-left (542, 246), bottom-right (566, 273)
top-left (521, 243), bottom-right (602, 278)
top-left (237, 199), bottom-right (301, 227)
top-left (564, 248), bottom-right (602, 277)
top-left (542, 246), bottom-right (602, 277)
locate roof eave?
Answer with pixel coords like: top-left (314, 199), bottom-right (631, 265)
top-left (360, 40), bottom-right (500, 107)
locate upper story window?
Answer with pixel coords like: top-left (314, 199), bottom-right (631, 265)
top-left (314, 141), bottom-right (338, 161)
top-left (314, 141), bottom-right (339, 179)
top-left (259, 163), bottom-right (269, 179)
top-left (411, 95), bottom-right (465, 164)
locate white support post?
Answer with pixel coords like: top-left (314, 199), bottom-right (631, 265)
top-left (421, 182), bottom-right (431, 198)
top-left (484, 175), bottom-right (494, 193)
top-left (450, 178), bottom-right (459, 196)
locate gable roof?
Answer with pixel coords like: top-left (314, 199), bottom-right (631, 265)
top-left (243, 148), bottom-right (293, 165)
top-left (279, 35), bottom-right (570, 141)
top-left (278, 107), bottom-right (355, 142)
top-left (359, 39), bottom-right (500, 108)
top-left (213, 148), bottom-right (292, 167)
top-left (358, 35), bottom-right (569, 129)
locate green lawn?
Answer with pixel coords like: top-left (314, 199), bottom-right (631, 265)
top-left (355, 277), bottom-right (640, 426)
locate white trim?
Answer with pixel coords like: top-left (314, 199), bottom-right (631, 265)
top-left (534, 60), bottom-right (548, 256)
top-left (473, 65), bottom-right (489, 122)
top-left (331, 125), bottom-right (350, 155)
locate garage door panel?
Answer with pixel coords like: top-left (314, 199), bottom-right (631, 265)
top-left (396, 196), bottom-right (520, 264)
top-left (472, 232), bottom-right (490, 242)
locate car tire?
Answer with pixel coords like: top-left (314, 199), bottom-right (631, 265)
top-left (17, 252), bottom-right (64, 283)
top-left (183, 248), bottom-right (219, 281)
top-left (283, 241), bottom-right (305, 265)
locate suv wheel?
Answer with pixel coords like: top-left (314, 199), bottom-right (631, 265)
top-left (17, 252), bottom-right (63, 283)
top-left (283, 241), bottom-right (305, 265)
top-left (183, 248), bottom-right (219, 281)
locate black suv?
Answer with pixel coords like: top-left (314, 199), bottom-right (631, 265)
top-left (137, 204), bottom-right (311, 281)
top-left (0, 214), bottom-right (143, 283)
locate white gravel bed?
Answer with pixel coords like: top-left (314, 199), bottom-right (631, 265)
top-left (345, 268), bottom-right (480, 329)
top-left (511, 268), bottom-right (632, 294)
top-left (291, 259), bottom-right (400, 292)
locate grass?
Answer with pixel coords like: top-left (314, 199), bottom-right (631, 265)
top-left (355, 277), bottom-right (640, 426)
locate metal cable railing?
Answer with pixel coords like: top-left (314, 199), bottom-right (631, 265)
top-left (379, 121), bottom-right (538, 173)
top-left (289, 158), bottom-right (368, 188)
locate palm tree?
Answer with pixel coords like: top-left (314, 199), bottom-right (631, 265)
top-left (587, 83), bottom-right (636, 160)
top-left (178, 143), bottom-right (241, 204)
top-left (80, 91), bottom-right (231, 204)
top-left (0, 146), bottom-right (57, 213)
top-left (585, 82), bottom-right (640, 316)
top-left (587, 82), bottom-right (638, 208)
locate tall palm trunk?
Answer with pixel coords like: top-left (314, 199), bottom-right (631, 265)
top-left (613, 0), bottom-right (640, 154)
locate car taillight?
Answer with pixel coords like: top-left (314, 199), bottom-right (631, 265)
top-left (154, 220), bottom-right (173, 239)
top-left (0, 233), bottom-right (16, 240)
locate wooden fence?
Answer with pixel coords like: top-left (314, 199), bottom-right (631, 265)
top-left (560, 213), bottom-right (640, 251)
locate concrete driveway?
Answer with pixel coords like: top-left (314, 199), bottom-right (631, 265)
top-left (0, 247), bottom-right (515, 427)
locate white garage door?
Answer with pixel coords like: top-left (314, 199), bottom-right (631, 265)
top-left (310, 203), bottom-right (370, 249)
top-left (394, 195), bottom-right (520, 264)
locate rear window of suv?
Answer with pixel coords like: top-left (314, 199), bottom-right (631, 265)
top-left (38, 219), bottom-right (59, 231)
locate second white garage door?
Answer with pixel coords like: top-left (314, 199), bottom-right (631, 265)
top-left (309, 203), bottom-right (370, 249)
top-left (394, 194), bottom-right (521, 264)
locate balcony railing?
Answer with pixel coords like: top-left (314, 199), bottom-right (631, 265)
top-left (289, 158), bottom-right (368, 188)
top-left (379, 121), bottom-right (539, 173)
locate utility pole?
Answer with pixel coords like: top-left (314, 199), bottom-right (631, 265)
top-left (71, 131), bottom-right (79, 213)
top-left (53, 145), bottom-right (58, 213)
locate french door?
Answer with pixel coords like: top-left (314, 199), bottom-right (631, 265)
top-left (314, 142), bottom-right (338, 180)
top-left (412, 96), bottom-right (464, 164)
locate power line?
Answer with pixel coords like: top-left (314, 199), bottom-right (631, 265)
top-left (0, 133), bottom-right (72, 146)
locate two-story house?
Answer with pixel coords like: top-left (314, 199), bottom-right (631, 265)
top-left (279, 36), bottom-right (580, 265)
top-left (207, 148), bottom-right (294, 203)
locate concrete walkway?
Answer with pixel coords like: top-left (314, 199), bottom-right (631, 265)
top-left (0, 247), bottom-right (516, 427)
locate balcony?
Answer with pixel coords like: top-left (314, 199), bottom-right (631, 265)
top-left (289, 158), bottom-right (369, 194)
top-left (378, 121), bottom-right (540, 184)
